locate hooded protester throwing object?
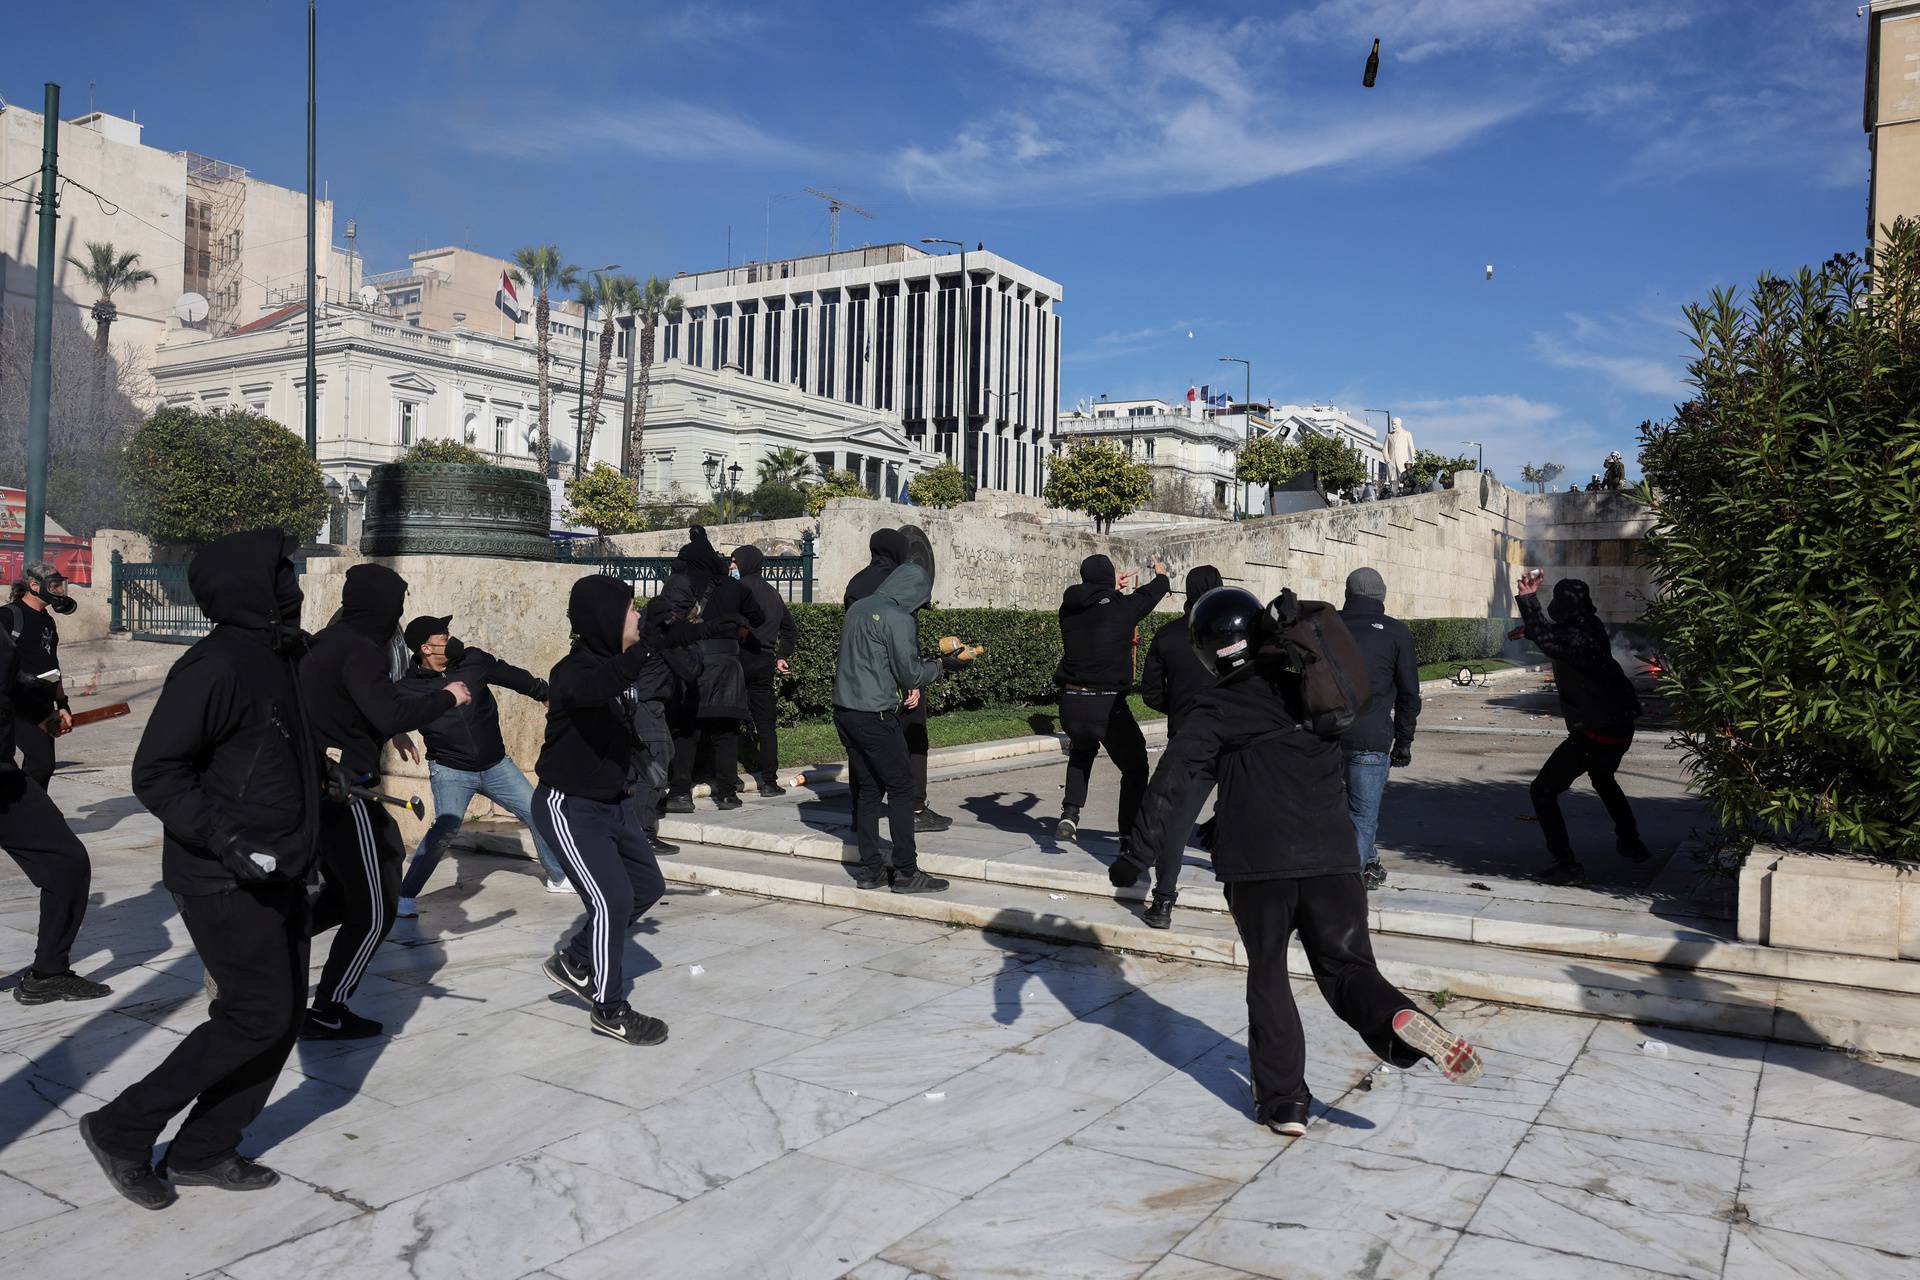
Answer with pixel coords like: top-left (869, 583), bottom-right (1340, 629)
top-left (1516, 571), bottom-right (1648, 884)
top-left (299, 564), bottom-right (472, 1040)
top-left (1055, 552), bottom-right (1169, 849)
top-left (392, 616), bottom-right (569, 918)
top-left (81, 530), bottom-right (320, 1209)
top-left (733, 545), bottom-right (798, 795)
top-left (533, 574), bottom-right (702, 1046)
top-left (833, 563), bottom-right (971, 894)
top-left (843, 528), bottom-right (949, 832)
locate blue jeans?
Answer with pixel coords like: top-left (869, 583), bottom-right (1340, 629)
top-left (400, 757), bottom-right (567, 898)
top-left (1343, 751), bottom-right (1392, 868)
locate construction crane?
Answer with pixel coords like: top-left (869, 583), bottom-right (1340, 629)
top-left (804, 186), bottom-right (874, 252)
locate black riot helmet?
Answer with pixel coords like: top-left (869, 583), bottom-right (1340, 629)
top-left (1188, 586), bottom-right (1267, 679)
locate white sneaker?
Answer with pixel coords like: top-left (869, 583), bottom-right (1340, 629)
top-left (395, 897), bottom-right (419, 919)
top-left (545, 878), bottom-right (573, 895)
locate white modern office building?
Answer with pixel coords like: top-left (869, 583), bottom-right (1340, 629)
top-left (663, 243), bottom-right (1063, 496)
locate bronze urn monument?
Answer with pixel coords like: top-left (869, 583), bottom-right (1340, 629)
top-left (359, 462), bottom-right (552, 560)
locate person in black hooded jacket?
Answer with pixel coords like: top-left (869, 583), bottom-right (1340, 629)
top-left (1055, 552), bottom-right (1168, 848)
top-left (298, 564), bottom-right (471, 1040)
top-left (81, 529), bottom-right (320, 1209)
top-left (533, 574), bottom-right (700, 1046)
top-left (843, 528), bottom-right (947, 832)
top-left (1130, 588), bottom-right (1484, 1138)
top-left (733, 545), bottom-right (797, 795)
top-left (1121, 563), bottom-right (1222, 927)
top-left (663, 526), bottom-right (764, 811)
top-left (1516, 571), bottom-right (1649, 884)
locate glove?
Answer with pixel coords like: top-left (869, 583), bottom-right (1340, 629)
top-left (216, 832), bottom-right (280, 883)
top-left (939, 649), bottom-right (970, 672)
top-left (662, 617), bottom-right (704, 648)
top-left (323, 759), bottom-right (356, 804)
top-left (1391, 744), bottom-right (1413, 768)
top-left (1190, 817), bottom-right (1216, 853)
top-left (1108, 856), bottom-right (1142, 889)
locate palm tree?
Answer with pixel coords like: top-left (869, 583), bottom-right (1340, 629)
top-left (509, 245), bottom-right (581, 476)
top-left (66, 241), bottom-right (156, 359)
top-left (756, 446), bottom-right (818, 488)
top-left (624, 275), bottom-right (683, 490)
top-left (575, 273), bottom-right (637, 476)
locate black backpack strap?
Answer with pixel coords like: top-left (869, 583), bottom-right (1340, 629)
top-left (1, 603), bottom-right (20, 645)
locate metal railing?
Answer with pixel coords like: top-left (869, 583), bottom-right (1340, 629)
top-left (111, 553), bottom-right (309, 644)
top-left (555, 532), bottom-right (815, 603)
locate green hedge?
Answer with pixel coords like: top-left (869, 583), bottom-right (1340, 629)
top-left (768, 603), bottom-right (1499, 724)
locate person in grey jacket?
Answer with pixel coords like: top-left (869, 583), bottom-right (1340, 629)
top-left (832, 563), bottom-right (971, 894)
top-left (1337, 568), bottom-right (1421, 890)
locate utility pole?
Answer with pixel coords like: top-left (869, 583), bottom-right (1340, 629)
top-left (304, 0), bottom-right (318, 459)
top-left (617, 313), bottom-right (637, 478)
top-left (24, 84), bottom-right (61, 566)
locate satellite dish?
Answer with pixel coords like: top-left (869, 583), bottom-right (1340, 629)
top-left (175, 292), bottom-right (209, 324)
top-left (357, 285), bottom-right (381, 308)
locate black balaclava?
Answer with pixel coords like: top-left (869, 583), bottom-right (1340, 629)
top-left (1547, 578), bottom-right (1597, 625)
top-left (1183, 565), bottom-right (1223, 616)
top-left (569, 574), bottom-right (635, 657)
top-left (190, 528), bottom-right (303, 650)
top-left (868, 528), bottom-right (908, 568)
top-left (733, 545), bottom-right (765, 579)
top-left (675, 525), bottom-right (728, 593)
top-left (1079, 554), bottom-right (1116, 589)
top-left (339, 563), bottom-right (409, 643)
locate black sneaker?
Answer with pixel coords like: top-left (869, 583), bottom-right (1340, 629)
top-left (591, 1002), bottom-right (669, 1046)
top-left (1261, 1095), bottom-right (1313, 1138)
top-left (1617, 838), bottom-right (1653, 864)
top-left (78, 1113), bottom-right (175, 1211)
top-left (1540, 857), bottom-right (1587, 886)
top-left (663, 792), bottom-right (696, 814)
top-left (1361, 861), bottom-right (1388, 891)
top-left (159, 1153), bottom-right (279, 1191)
top-left (1056, 806), bottom-right (1080, 843)
top-left (648, 833), bottom-right (681, 855)
top-left (13, 969), bottom-right (111, 1005)
top-left (854, 868), bottom-right (891, 891)
top-left (891, 870), bottom-right (950, 895)
top-left (300, 1004), bottom-right (383, 1041)
top-left (713, 792), bottom-right (743, 811)
top-left (914, 808), bottom-right (953, 834)
top-left (1143, 896), bottom-right (1175, 930)
top-left (544, 953), bottom-right (595, 1004)
top-left (758, 781), bottom-right (788, 797)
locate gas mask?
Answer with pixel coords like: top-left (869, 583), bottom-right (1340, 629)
top-left (28, 573), bottom-right (76, 616)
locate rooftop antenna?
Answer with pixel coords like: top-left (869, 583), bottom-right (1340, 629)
top-left (803, 186), bottom-right (874, 252)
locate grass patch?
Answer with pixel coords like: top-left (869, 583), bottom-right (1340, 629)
top-left (1418, 658), bottom-right (1515, 683)
top-left (766, 696), bottom-right (1164, 771)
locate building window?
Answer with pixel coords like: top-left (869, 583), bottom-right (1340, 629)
top-left (397, 400), bottom-right (418, 446)
top-left (1215, 481), bottom-right (1228, 507)
top-left (658, 454), bottom-right (673, 490)
top-left (792, 305), bottom-right (810, 392)
top-left (740, 306), bottom-right (756, 377)
top-left (997, 436), bottom-right (1009, 490)
top-left (1145, 439), bottom-right (1156, 460)
top-left (714, 306), bottom-right (732, 371)
top-left (688, 312), bottom-right (706, 368)
top-left (1016, 442), bottom-right (1028, 493)
top-left (765, 308), bottom-right (782, 382)
top-left (818, 299), bottom-right (838, 400)
top-left (494, 415), bottom-right (511, 454)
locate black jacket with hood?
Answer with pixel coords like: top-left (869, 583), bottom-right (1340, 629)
top-left (397, 643), bottom-right (547, 773)
top-left (843, 528), bottom-right (908, 607)
top-left (636, 569), bottom-right (702, 705)
top-left (538, 575), bottom-right (698, 800)
top-left (1056, 554), bottom-right (1169, 692)
top-left (131, 529), bottom-right (322, 895)
top-left (671, 527), bottom-right (763, 720)
top-left (734, 545), bottom-right (797, 661)
top-left (1132, 654), bottom-right (1355, 883)
top-left (300, 563), bottom-right (457, 781)
top-left (1518, 579), bottom-right (1640, 737)
top-left (1337, 596), bottom-right (1422, 755)
top-left (1140, 566), bottom-right (1222, 736)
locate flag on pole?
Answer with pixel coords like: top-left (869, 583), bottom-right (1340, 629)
top-left (496, 271), bottom-right (525, 323)
top-left (1186, 385), bottom-right (1198, 402)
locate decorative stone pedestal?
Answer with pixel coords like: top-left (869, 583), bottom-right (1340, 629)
top-left (1738, 848), bottom-right (1920, 959)
top-left (359, 462), bottom-right (552, 560)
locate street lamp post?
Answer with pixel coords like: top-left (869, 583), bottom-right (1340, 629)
top-left (574, 264), bottom-right (621, 476)
top-left (920, 238), bottom-right (972, 497)
top-left (1462, 440), bottom-right (1484, 473)
top-left (1218, 357), bottom-right (1251, 518)
top-left (305, 0), bottom-right (317, 460)
top-left (617, 312), bottom-right (637, 479)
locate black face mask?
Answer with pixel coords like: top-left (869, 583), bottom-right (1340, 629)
top-left (442, 636), bottom-right (467, 667)
top-left (270, 562), bottom-right (305, 652)
top-left (1547, 595), bottom-right (1576, 623)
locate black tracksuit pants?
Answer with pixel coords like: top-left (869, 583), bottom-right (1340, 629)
top-left (1060, 692), bottom-right (1149, 836)
top-left (310, 797), bottom-right (401, 1009)
top-left (901, 696), bottom-right (929, 810)
top-left (1150, 773), bottom-right (1214, 904)
top-left (91, 882), bottom-right (308, 1168)
top-left (1531, 730), bottom-right (1640, 859)
top-left (1225, 873), bottom-right (1422, 1119)
top-left (13, 718), bottom-right (55, 790)
top-left (0, 768), bottom-right (90, 974)
top-left (833, 708), bottom-right (919, 877)
top-left (671, 719), bottom-right (741, 797)
top-left (741, 653), bottom-right (780, 783)
top-left (532, 786), bottom-right (663, 1007)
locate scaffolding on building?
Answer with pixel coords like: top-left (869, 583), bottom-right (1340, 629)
top-left (184, 153), bottom-right (248, 336)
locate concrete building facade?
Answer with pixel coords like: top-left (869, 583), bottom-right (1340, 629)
top-left (1056, 397), bottom-right (1245, 512)
top-left (1867, 1), bottom-right (1920, 240)
top-left (1266, 403), bottom-right (1395, 488)
top-left (663, 243), bottom-right (1063, 496)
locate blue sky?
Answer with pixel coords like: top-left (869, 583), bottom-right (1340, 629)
top-left (5, 0), bottom-right (1867, 481)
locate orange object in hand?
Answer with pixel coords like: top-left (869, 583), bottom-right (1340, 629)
top-left (938, 636), bottom-right (986, 661)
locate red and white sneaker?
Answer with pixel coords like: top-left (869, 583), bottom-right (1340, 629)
top-left (1391, 1009), bottom-right (1484, 1085)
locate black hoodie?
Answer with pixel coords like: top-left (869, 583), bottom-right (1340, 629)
top-left (132, 529), bottom-right (323, 894)
top-left (1518, 579), bottom-right (1640, 735)
top-left (538, 574), bottom-right (696, 800)
top-left (300, 563), bottom-right (457, 780)
top-left (1140, 565), bottom-right (1222, 735)
top-left (1056, 554), bottom-right (1169, 692)
top-left (734, 545), bottom-right (797, 659)
top-left (842, 528), bottom-right (908, 607)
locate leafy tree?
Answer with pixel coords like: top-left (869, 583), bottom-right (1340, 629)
top-left (576, 272), bottom-right (637, 475)
top-left (1639, 226), bottom-right (1920, 858)
top-left (1235, 435), bottom-right (1303, 488)
top-left (125, 407), bottom-right (327, 546)
top-left (1399, 449), bottom-right (1478, 492)
top-left (626, 275), bottom-right (684, 486)
top-left (749, 480), bottom-right (806, 520)
top-left (1294, 431), bottom-right (1369, 496)
top-left (509, 245), bottom-right (581, 477)
top-left (1520, 461), bottom-right (1566, 494)
top-left (757, 446), bottom-right (818, 488)
top-left (906, 460), bottom-right (967, 509)
top-left (1043, 440), bottom-right (1153, 532)
top-left (564, 462), bottom-right (644, 538)
top-left (401, 438), bottom-right (488, 465)
top-left (66, 241), bottom-right (155, 359)
top-left (805, 468), bottom-right (871, 516)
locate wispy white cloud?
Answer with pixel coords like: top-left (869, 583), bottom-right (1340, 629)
top-left (1397, 393), bottom-right (1611, 479)
top-left (466, 102), bottom-right (827, 169)
top-left (1069, 322), bottom-right (1201, 363)
top-left (1530, 307), bottom-right (1693, 402)
top-left (1278, 0), bottom-right (1693, 64)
